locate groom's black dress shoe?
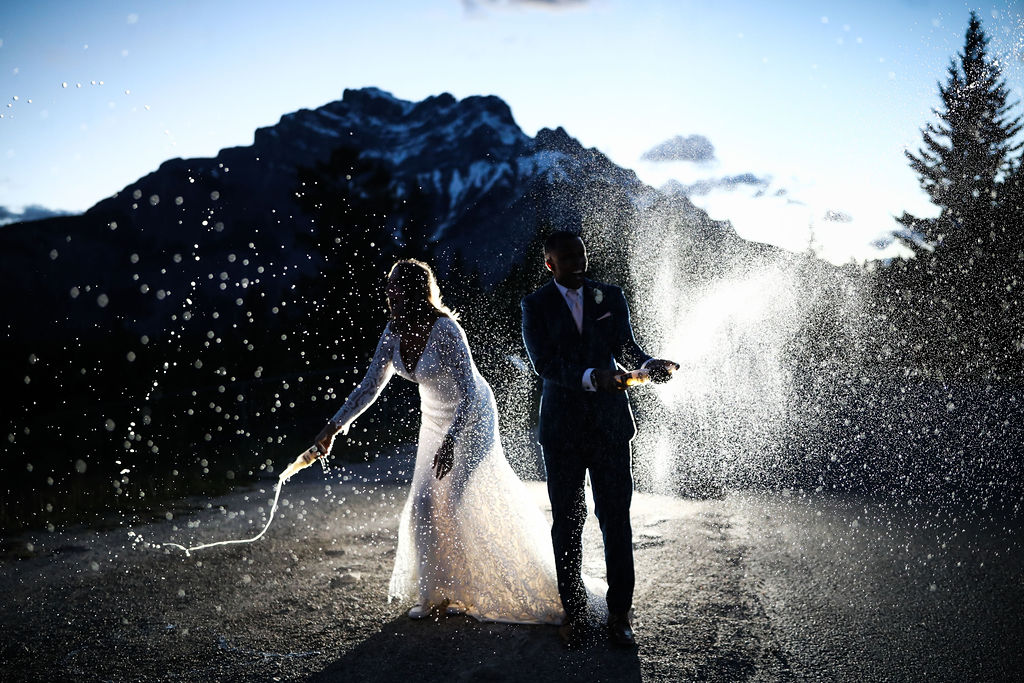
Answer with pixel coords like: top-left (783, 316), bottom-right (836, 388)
top-left (607, 613), bottom-right (636, 648)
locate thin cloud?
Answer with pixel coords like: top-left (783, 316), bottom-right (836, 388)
top-left (663, 173), bottom-right (770, 197)
top-left (0, 204), bottom-right (74, 226)
top-left (463, 0), bottom-right (590, 10)
top-left (755, 187), bottom-right (802, 204)
top-left (641, 134), bottom-right (716, 163)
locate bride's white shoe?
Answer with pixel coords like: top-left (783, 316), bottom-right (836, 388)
top-left (445, 601), bottom-right (467, 616)
top-left (408, 604), bottom-right (431, 620)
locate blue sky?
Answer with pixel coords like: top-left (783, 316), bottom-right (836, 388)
top-left (1, 0), bottom-right (1022, 263)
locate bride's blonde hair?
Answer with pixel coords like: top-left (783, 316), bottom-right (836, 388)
top-left (387, 259), bottom-right (460, 321)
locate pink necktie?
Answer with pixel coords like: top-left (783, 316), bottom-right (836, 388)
top-left (566, 289), bottom-right (583, 333)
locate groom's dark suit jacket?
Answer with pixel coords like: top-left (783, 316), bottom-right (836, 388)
top-left (521, 278), bottom-right (651, 447)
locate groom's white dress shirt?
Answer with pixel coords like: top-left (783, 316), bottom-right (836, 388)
top-left (553, 280), bottom-right (598, 392)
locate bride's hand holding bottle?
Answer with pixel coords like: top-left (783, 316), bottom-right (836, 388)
top-left (312, 420), bottom-right (344, 459)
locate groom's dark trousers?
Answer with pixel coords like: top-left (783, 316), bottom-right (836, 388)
top-left (542, 438), bottom-right (634, 616)
top-left (522, 278), bottom-right (651, 618)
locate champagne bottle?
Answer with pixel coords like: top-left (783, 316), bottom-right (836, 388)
top-left (279, 447), bottom-right (324, 482)
top-left (622, 369), bottom-right (650, 387)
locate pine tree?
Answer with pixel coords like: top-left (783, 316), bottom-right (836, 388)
top-left (890, 12), bottom-right (1023, 376)
top-left (898, 12), bottom-right (1022, 255)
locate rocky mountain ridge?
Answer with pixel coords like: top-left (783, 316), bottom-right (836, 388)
top-left (2, 86), bottom-right (752, 344)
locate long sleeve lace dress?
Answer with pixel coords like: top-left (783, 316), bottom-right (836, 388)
top-left (330, 316), bottom-right (578, 624)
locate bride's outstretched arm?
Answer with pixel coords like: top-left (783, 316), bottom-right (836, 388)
top-left (313, 325), bottom-right (396, 455)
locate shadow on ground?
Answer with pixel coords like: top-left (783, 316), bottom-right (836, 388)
top-left (311, 612), bottom-right (641, 682)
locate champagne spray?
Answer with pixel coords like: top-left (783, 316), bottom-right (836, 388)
top-left (162, 447), bottom-right (327, 556)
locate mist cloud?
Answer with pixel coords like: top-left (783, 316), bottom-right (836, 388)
top-left (823, 210), bottom-right (853, 223)
top-left (641, 134), bottom-right (716, 163)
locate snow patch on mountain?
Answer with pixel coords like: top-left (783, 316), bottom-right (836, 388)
top-left (516, 150), bottom-right (568, 181)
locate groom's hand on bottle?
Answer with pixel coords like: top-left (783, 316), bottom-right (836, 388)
top-left (434, 434), bottom-right (456, 480)
top-left (593, 369), bottom-right (628, 392)
top-left (646, 359), bottom-right (680, 384)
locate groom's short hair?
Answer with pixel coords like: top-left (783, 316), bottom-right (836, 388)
top-left (543, 230), bottom-right (582, 255)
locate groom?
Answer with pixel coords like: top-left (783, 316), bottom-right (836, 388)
top-left (521, 230), bottom-right (677, 648)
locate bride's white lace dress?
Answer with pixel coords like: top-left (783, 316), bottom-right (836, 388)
top-left (331, 316), bottom-right (581, 624)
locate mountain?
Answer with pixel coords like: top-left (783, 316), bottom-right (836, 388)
top-left (1, 87), bottom-right (766, 343)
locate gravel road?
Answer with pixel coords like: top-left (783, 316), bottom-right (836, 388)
top-left (1, 446), bottom-right (1021, 682)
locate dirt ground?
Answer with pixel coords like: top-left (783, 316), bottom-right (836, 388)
top-left (1, 446), bottom-right (1021, 682)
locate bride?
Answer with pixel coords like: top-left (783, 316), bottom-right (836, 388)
top-left (312, 259), bottom-right (586, 624)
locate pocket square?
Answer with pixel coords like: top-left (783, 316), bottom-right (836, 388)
top-left (596, 312), bottom-right (613, 321)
